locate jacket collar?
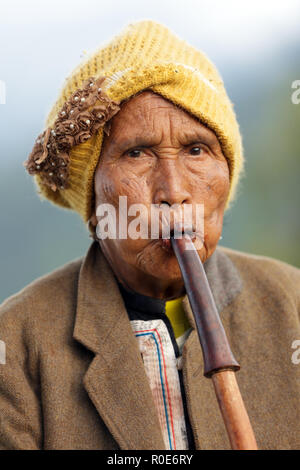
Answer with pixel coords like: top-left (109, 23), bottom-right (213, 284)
top-left (73, 241), bottom-right (243, 449)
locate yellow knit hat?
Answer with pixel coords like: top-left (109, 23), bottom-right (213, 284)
top-left (25, 19), bottom-right (244, 223)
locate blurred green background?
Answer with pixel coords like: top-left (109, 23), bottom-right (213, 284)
top-left (0, 0), bottom-right (299, 303)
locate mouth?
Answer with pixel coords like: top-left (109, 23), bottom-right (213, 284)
top-left (158, 228), bottom-right (197, 254)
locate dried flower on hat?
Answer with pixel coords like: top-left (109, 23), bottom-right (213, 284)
top-left (24, 76), bottom-right (120, 192)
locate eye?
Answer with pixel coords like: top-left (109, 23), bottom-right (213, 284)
top-left (189, 146), bottom-right (203, 156)
top-left (127, 149), bottom-right (142, 158)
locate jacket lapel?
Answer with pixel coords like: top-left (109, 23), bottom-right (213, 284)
top-left (73, 241), bottom-right (165, 450)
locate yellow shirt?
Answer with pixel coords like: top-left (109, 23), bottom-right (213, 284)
top-left (165, 296), bottom-right (190, 339)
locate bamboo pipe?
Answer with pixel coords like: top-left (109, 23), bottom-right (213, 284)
top-left (171, 234), bottom-right (258, 450)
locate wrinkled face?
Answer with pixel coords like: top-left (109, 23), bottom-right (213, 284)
top-left (91, 90), bottom-right (230, 292)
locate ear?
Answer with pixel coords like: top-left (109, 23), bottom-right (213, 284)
top-left (88, 211), bottom-right (98, 241)
top-left (90, 212), bottom-right (97, 227)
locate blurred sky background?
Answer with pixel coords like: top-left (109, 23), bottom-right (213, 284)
top-left (0, 0), bottom-right (299, 302)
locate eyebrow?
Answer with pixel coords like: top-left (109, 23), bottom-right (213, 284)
top-left (114, 128), bottom-right (218, 150)
top-left (115, 134), bottom-right (161, 150)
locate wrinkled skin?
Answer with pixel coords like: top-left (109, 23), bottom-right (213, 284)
top-left (90, 90), bottom-right (230, 299)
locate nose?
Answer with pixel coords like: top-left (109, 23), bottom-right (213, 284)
top-left (153, 160), bottom-right (191, 206)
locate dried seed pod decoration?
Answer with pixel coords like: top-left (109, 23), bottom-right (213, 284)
top-left (24, 76), bottom-right (121, 192)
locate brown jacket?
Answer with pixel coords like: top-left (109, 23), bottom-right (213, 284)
top-left (0, 241), bottom-right (299, 450)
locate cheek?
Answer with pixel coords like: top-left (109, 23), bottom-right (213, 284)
top-left (95, 176), bottom-right (118, 207)
top-left (93, 161), bottom-right (117, 206)
top-left (190, 160), bottom-right (230, 209)
top-left (95, 163), bottom-right (152, 208)
top-left (189, 161), bottom-right (229, 255)
top-left (118, 175), bottom-right (152, 205)
top-left (208, 166), bottom-right (230, 207)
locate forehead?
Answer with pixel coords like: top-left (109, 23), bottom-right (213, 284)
top-left (114, 90), bottom-right (200, 127)
top-left (105, 90), bottom-right (218, 147)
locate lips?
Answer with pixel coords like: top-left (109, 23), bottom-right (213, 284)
top-left (158, 221), bottom-right (196, 238)
top-left (159, 227), bottom-right (197, 253)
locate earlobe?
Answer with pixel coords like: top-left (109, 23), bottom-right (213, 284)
top-left (90, 212), bottom-right (97, 227)
top-left (87, 215), bottom-right (98, 241)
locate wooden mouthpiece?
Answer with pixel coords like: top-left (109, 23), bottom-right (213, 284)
top-left (171, 235), bottom-right (240, 377)
top-left (211, 370), bottom-right (258, 450)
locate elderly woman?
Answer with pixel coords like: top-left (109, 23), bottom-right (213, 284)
top-left (0, 20), bottom-right (299, 451)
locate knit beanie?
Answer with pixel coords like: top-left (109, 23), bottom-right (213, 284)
top-left (24, 19), bottom-right (244, 223)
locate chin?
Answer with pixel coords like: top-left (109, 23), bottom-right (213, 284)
top-left (138, 242), bottom-right (183, 281)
